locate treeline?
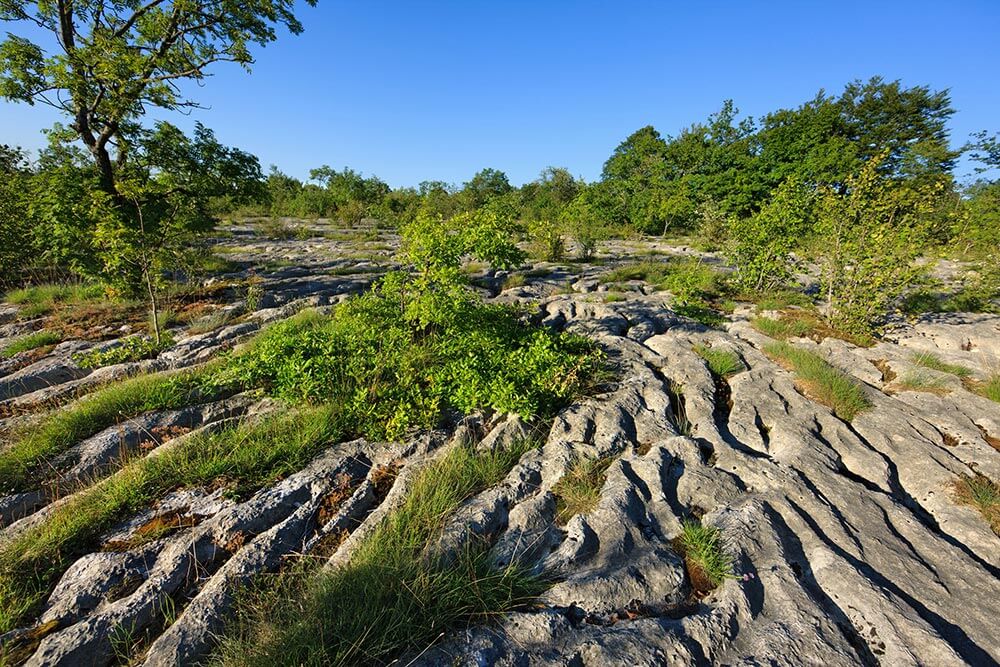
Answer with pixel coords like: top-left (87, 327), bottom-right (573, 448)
top-left (2, 77), bottom-right (999, 336)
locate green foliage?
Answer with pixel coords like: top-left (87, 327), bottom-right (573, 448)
top-left (551, 455), bottom-right (615, 524)
top-left (677, 520), bottom-right (733, 590)
top-left (763, 342), bottom-right (872, 421)
top-left (4, 282), bottom-right (104, 315)
top-left (751, 315), bottom-right (813, 340)
top-left (215, 439), bottom-right (542, 666)
top-left (0, 145), bottom-right (38, 286)
top-left (815, 153), bottom-right (939, 336)
top-left (693, 344), bottom-right (745, 378)
top-left (725, 177), bottom-right (813, 292)
top-left (977, 373), bottom-right (1000, 404)
top-left (561, 187), bottom-right (612, 260)
top-left (601, 258), bottom-right (724, 304)
top-left (460, 168), bottom-right (513, 211)
top-left (215, 296), bottom-right (601, 441)
top-left (528, 219), bottom-right (566, 262)
top-left (72, 334), bottom-right (174, 370)
top-left (0, 331), bottom-right (61, 358)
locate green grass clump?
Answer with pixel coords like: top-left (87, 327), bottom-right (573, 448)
top-left (750, 289), bottom-right (812, 310)
top-left (0, 364), bottom-right (222, 494)
top-left (0, 331), bottom-right (61, 358)
top-left (72, 334), bottom-right (174, 369)
top-left (910, 352), bottom-right (972, 378)
top-left (0, 406), bottom-right (344, 633)
top-left (976, 373), bottom-right (1000, 403)
top-left (763, 342), bottom-right (872, 421)
top-left (215, 293), bottom-right (603, 441)
top-left (953, 474), bottom-right (1000, 536)
top-left (4, 283), bottom-right (105, 314)
top-left (214, 439), bottom-right (542, 666)
top-left (551, 455), bottom-right (615, 524)
top-left (677, 519), bottom-right (732, 590)
top-left (751, 315), bottom-right (812, 339)
top-left (894, 371), bottom-right (950, 395)
top-left (693, 344), bottom-right (745, 378)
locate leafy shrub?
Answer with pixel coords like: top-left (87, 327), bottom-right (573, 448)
top-left (528, 219), bottom-right (565, 262)
top-left (725, 177), bottom-right (812, 293)
top-left (763, 341), bottom-right (872, 421)
top-left (215, 296), bottom-right (602, 441)
top-left (0, 331), bottom-right (61, 358)
top-left (73, 334), bottom-right (174, 369)
top-left (601, 258), bottom-right (724, 304)
top-left (815, 154), bottom-right (938, 336)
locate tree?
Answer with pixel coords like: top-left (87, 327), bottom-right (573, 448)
top-left (92, 122), bottom-right (264, 341)
top-left (815, 153), bottom-right (939, 335)
top-left (725, 178), bottom-right (813, 293)
top-left (0, 0), bottom-right (312, 200)
top-left (0, 145), bottom-right (38, 285)
top-left (460, 168), bottom-right (513, 211)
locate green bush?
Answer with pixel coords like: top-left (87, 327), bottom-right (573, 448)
top-left (215, 295), bottom-right (602, 441)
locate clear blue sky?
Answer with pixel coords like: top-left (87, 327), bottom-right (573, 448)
top-left (2, 0), bottom-right (998, 187)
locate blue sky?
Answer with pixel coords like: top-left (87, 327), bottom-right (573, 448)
top-left (2, 0), bottom-right (998, 187)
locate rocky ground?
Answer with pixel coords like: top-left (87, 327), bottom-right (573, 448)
top-left (1, 219), bottom-right (998, 666)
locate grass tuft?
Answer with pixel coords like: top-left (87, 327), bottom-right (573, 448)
top-left (213, 439), bottom-right (542, 666)
top-left (763, 342), bottom-right (872, 421)
top-left (0, 331), bottom-right (61, 358)
top-left (973, 373), bottom-right (1000, 404)
top-left (953, 474), bottom-right (1000, 536)
top-left (894, 370), bottom-right (950, 395)
top-left (693, 344), bottom-right (745, 378)
top-left (910, 352), bottom-right (972, 378)
top-left (677, 519), bottom-right (732, 591)
top-left (551, 455), bottom-right (615, 524)
top-left (751, 315), bottom-right (813, 340)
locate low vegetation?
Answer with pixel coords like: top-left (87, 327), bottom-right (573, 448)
top-left (693, 344), bottom-right (745, 378)
top-left (975, 373), bottom-right (1000, 403)
top-left (763, 342), bottom-right (872, 421)
top-left (0, 406), bottom-right (342, 633)
top-left (953, 474), bottom-right (1000, 536)
top-left (894, 371), bottom-right (951, 395)
top-left (910, 352), bottom-right (973, 378)
top-left (552, 455), bottom-right (615, 524)
top-left (0, 364), bottom-right (223, 494)
top-left (676, 519), bottom-right (733, 592)
top-left (214, 439), bottom-right (543, 666)
top-left (0, 331), bottom-right (61, 358)
top-left (72, 334), bottom-right (175, 369)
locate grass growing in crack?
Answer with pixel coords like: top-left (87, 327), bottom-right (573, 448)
top-left (676, 519), bottom-right (732, 592)
top-left (953, 474), bottom-right (1000, 535)
top-left (0, 331), bottom-right (61, 358)
top-left (693, 344), bottom-right (745, 378)
top-left (0, 363), bottom-right (224, 494)
top-left (763, 342), bottom-right (872, 422)
top-left (0, 406), bottom-right (344, 633)
top-left (974, 373), bottom-right (1000, 403)
top-left (910, 352), bottom-right (972, 378)
top-left (552, 455), bottom-right (616, 524)
top-left (894, 371), bottom-right (950, 395)
top-left (751, 315), bottom-right (812, 339)
top-left (4, 283), bottom-right (105, 317)
top-left (213, 439), bottom-right (543, 666)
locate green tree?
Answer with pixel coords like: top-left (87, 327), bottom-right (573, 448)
top-left (725, 178), bottom-right (813, 293)
top-left (0, 0), bottom-right (312, 201)
top-left (0, 145), bottom-right (38, 285)
top-left (815, 153), bottom-right (939, 335)
top-left (460, 168), bottom-right (513, 211)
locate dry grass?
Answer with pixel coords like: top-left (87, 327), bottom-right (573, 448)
top-left (552, 455), bottom-right (615, 524)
